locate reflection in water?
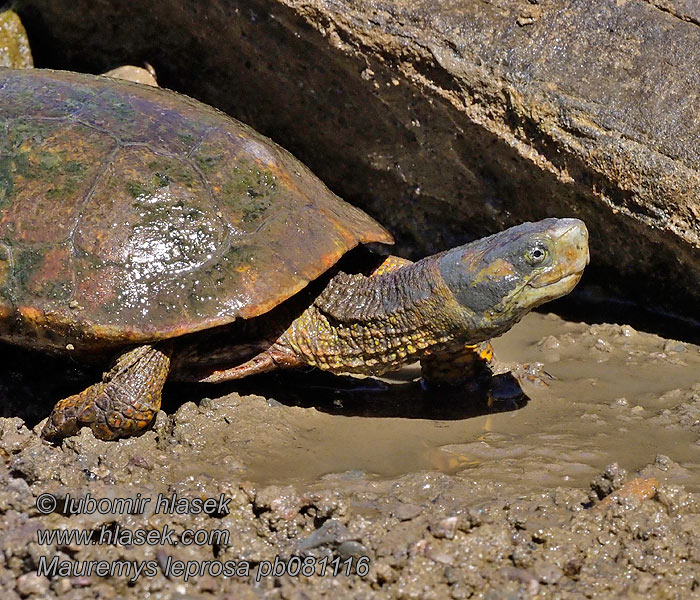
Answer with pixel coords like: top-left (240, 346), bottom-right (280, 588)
top-left (212, 368), bottom-right (528, 420)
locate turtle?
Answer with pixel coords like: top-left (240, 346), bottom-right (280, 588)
top-left (0, 67), bottom-right (589, 442)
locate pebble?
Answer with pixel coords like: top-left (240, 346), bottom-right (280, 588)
top-left (16, 573), bottom-right (49, 596)
top-left (533, 560), bottom-right (563, 584)
top-left (297, 519), bottom-right (350, 551)
top-left (424, 544), bottom-right (454, 565)
top-left (392, 503), bottom-right (422, 521)
top-left (429, 516), bottom-right (458, 539)
top-left (52, 578), bottom-right (73, 594)
top-left (663, 340), bottom-right (687, 353)
top-left (654, 455), bottom-right (672, 471)
top-left (337, 540), bottom-right (369, 559)
top-left (594, 338), bottom-right (613, 352)
top-left (374, 562), bottom-right (396, 584)
top-left (538, 335), bottom-right (560, 350)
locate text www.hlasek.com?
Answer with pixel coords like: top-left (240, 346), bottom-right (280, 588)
top-left (36, 523), bottom-right (228, 547)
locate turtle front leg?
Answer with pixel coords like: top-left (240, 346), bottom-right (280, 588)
top-left (41, 344), bottom-right (171, 442)
top-left (420, 342), bottom-right (494, 387)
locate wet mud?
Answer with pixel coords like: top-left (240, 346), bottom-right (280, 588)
top-left (1, 312), bottom-right (699, 598)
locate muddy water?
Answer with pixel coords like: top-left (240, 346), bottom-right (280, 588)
top-left (168, 312), bottom-right (700, 491)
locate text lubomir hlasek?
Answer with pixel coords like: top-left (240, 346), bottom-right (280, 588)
top-left (59, 492), bottom-right (231, 515)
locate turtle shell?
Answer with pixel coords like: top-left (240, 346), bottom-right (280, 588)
top-left (0, 68), bottom-right (392, 352)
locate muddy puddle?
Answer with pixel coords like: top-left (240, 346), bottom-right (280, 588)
top-left (6, 312), bottom-right (697, 491)
top-left (156, 312), bottom-right (700, 491)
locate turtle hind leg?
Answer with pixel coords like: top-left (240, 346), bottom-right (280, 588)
top-left (420, 341), bottom-right (494, 387)
top-left (41, 344), bottom-right (171, 442)
top-left (196, 343), bottom-right (303, 383)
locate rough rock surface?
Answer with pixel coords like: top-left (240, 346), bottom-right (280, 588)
top-left (14, 0), bottom-right (700, 323)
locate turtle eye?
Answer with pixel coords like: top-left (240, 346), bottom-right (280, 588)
top-left (526, 244), bottom-right (548, 265)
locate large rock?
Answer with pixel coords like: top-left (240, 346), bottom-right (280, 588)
top-left (12, 0), bottom-right (700, 324)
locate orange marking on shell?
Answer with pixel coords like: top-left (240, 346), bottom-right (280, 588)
top-left (18, 305), bottom-right (43, 323)
top-left (27, 245), bottom-right (73, 295)
top-left (75, 265), bottom-right (121, 309)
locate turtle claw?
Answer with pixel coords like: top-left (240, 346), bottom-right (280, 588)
top-left (41, 391), bottom-right (87, 441)
top-left (41, 380), bottom-right (160, 442)
top-left (41, 383), bottom-right (124, 442)
top-left (41, 344), bottom-right (170, 442)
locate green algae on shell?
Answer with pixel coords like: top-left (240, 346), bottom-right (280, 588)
top-left (0, 68), bottom-right (392, 351)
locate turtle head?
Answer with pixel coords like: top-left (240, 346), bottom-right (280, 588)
top-left (438, 218), bottom-right (589, 337)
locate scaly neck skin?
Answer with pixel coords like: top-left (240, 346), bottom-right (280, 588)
top-left (276, 257), bottom-right (488, 376)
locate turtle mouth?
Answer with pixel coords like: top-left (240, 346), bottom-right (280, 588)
top-left (522, 269), bottom-right (585, 312)
top-left (527, 266), bottom-right (585, 290)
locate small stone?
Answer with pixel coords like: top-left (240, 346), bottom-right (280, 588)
top-left (594, 338), bottom-right (613, 352)
top-left (52, 577), bottom-right (73, 594)
top-left (374, 562), bottom-right (396, 584)
top-left (655, 454), bottom-right (672, 470)
top-left (429, 516), bottom-right (458, 539)
top-left (17, 572), bottom-right (49, 596)
top-left (501, 566), bottom-right (538, 583)
top-left (296, 519), bottom-right (350, 551)
top-left (563, 558), bottom-right (582, 576)
top-left (127, 455), bottom-right (152, 470)
top-left (663, 340), bottom-right (687, 353)
top-left (630, 405), bottom-right (645, 414)
top-left (538, 335), bottom-right (560, 350)
top-left (65, 343), bottom-right (75, 351)
top-left (620, 325), bottom-right (637, 337)
top-left (424, 544), bottom-right (454, 565)
top-left (392, 502), bottom-right (422, 521)
top-left (590, 463), bottom-right (627, 500)
top-left (337, 540), bottom-right (369, 559)
top-left (533, 560), bottom-right (563, 584)
top-left (612, 397), bottom-right (629, 407)
top-left (360, 67), bottom-right (375, 80)
top-left (102, 65), bottom-right (158, 87)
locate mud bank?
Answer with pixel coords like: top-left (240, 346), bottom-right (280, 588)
top-left (1, 313), bottom-right (698, 598)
